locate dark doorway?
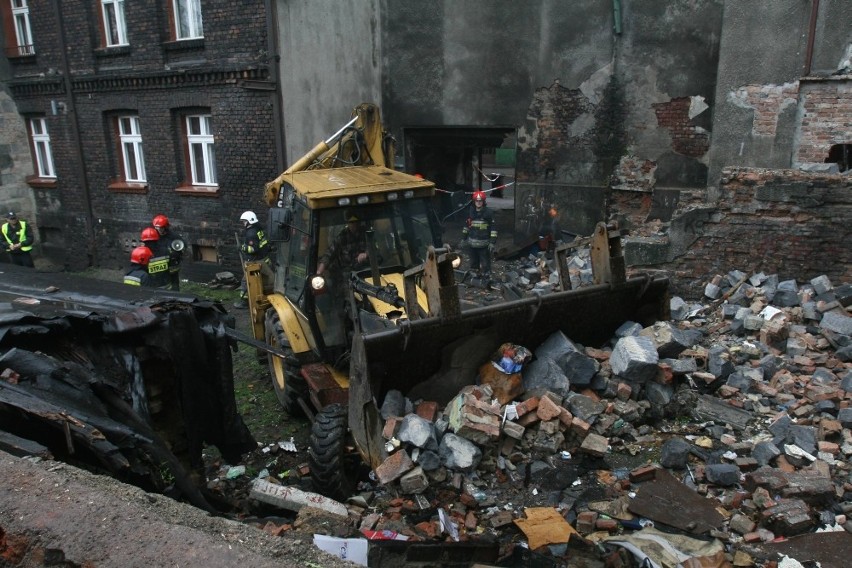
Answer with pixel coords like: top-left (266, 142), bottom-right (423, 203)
top-left (402, 127), bottom-right (516, 219)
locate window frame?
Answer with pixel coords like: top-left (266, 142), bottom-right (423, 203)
top-left (185, 114), bottom-right (217, 187)
top-left (28, 117), bottom-right (56, 179)
top-left (117, 115), bottom-right (146, 183)
top-left (101, 0), bottom-right (128, 47)
top-left (172, 0), bottom-right (203, 40)
top-left (10, 0), bottom-right (35, 56)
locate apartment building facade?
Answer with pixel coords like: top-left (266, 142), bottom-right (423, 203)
top-left (1, 0), bottom-right (281, 272)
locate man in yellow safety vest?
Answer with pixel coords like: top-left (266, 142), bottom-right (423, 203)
top-left (2, 211), bottom-right (35, 268)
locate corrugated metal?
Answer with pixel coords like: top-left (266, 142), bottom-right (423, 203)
top-left (281, 166), bottom-right (435, 208)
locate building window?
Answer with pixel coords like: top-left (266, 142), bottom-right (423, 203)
top-left (185, 114), bottom-right (216, 186)
top-left (29, 118), bottom-right (55, 178)
top-left (118, 116), bottom-right (146, 182)
top-left (173, 0), bottom-right (203, 40)
top-left (101, 0), bottom-right (128, 47)
top-left (8, 0), bottom-right (35, 56)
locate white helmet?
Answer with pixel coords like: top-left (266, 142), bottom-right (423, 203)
top-left (240, 211), bottom-right (258, 224)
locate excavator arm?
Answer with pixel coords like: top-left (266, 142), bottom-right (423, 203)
top-left (264, 103), bottom-right (396, 206)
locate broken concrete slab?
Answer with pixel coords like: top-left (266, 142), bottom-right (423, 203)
top-left (693, 394), bottom-right (753, 431)
top-left (628, 468), bottom-right (726, 534)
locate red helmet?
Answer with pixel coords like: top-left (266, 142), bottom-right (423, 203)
top-left (130, 246), bottom-right (154, 266)
top-left (152, 214), bottom-right (169, 229)
top-left (473, 190), bottom-right (487, 204)
top-left (141, 227), bottom-right (159, 241)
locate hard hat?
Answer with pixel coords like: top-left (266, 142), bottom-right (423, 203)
top-left (152, 214), bottom-right (169, 229)
top-left (473, 190), bottom-right (487, 204)
top-left (240, 211), bottom-right (258, 225)
top-left (130, 246), bottom-right (154, 266)
top-left (343, 209), bottom-right (359, 223)
top-left (414, 173), bottom-right (424, 179)
top-left (141, 227), bottom-right (159, 241)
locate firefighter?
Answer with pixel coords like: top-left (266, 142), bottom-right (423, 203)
top-left (460, 190), bottom-right (497, 278)
top-left (316, 209), bottom-right (368, 276)
top-left (2, 211), bottom-right (35, 267)
top-left (152, 214), bottom-right (184, 291)
top-left (140, 227), bottom-right (170, 288)
top-left (234, 210), bottom-right (272, 309)
top-left (123, 246), bottom-right (155, 287)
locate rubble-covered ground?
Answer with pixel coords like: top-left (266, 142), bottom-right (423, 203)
top-left (201, 246), bottom-right (852, 567)
top-left (3, 235), bottom-right (851, 567)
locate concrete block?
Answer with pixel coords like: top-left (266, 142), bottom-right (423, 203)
top-left (399, 466), bottom-right (429, 494)
top-left (250, 479), bottom-right (347, 516)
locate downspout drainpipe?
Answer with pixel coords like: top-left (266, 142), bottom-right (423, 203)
top-left (612, 0), bottom-right (623, 35)
top-left (804, 0), bottom-right (819, 76)
top-left (265, 0), bottom-right (286, 171)
top-left (52, 0), bottom-right (96, 266)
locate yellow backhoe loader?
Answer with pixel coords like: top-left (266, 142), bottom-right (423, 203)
top-left (239, 103), bottom-right (669, 499)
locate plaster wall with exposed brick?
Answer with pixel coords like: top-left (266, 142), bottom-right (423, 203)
top-left (795, 78), bottom-right (852, 165)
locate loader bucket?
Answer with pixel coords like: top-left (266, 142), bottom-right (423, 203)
top-left (348, 274), bottom-right (670, 470)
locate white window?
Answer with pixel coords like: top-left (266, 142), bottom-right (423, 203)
top-left (11, 0), bottom-right (34, 56)
top-left (101, 0), bottom-right (128, 47)
top-left (173, 0), bottom-right (203, 40)
top-left (186, 115), bottom-right (216, 185)
top-left (118, 116), bottom-right (146, 182)
top-left (29, 118), bottom-right (56, 178)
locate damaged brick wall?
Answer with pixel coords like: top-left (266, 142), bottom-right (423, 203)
top-left (655, 168), bottom-right (852, 297)
top-left (652, 97), bottom-right (710, 158)
top-left (796, 78), bottom-right (852, 164)
top-left (516, 81), bottom-right (595, 182)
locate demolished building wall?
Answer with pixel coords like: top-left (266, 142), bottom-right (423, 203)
top-left (707, 0), bottom-right (852, 201)
top-left (627, 167), bottom-right (852, 298)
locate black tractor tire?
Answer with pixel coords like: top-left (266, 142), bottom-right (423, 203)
top-left (264, 308), bottom-right (307, 417)
top-left (308, 403), bottom-right (357, 501)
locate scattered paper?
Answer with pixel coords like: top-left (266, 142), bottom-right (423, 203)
top-left (513, 507), bottom-right (578, 550)
top-left (313, 534), bottom-right (368, 566)
top-left (438, 508), bottom-right (459, 541)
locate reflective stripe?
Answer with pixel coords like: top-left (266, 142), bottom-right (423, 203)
top-left (124, 276), bottom-right (142, 286)
top-left (148, 257), bottom-right (169, 273)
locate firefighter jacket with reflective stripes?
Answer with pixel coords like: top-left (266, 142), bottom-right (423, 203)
top-left (241, 224), bottom-right (269, 261)
top-left (2, 220), bottom-right (34, 252)
top-left (462, 206), bottom-right (497, 248)
top-left (143, 241), bottom-right (171, 287)
top-left (124, 265), bottom-right (154, 287)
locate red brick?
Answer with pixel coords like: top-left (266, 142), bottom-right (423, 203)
top-left (375, 450), bottom-right (415, 485)
top-left (515, 396), bottom-right (539, 417)
top-left (537, 395), bottom-right (562, 421)
top-left (415, 401), bottom-right (438, 422)
top-left (629, 465), bottom-right (658, 483)
top-left (382, 416), bottom-right (400, 440)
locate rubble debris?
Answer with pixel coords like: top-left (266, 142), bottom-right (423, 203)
top-left (603, 526), bottom-right (728, 568)
top-left (0, 266), bottom-right (254, 512)
top-left (276, 268), bottom-right (848, 566)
